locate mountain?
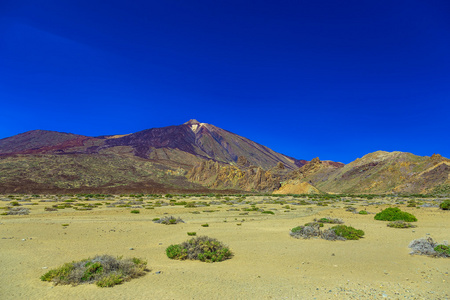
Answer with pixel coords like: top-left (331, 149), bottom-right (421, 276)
top-left (290, 151), bottom-right (450, 194)
top-left (101, 119), bottom-right (305, 170)
top-left (0, 120), bottom-right (306, 193)
top-left (0, 120), bottom-right (304, 169)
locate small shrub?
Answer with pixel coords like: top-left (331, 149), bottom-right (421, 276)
top-left (322, 225), bottom-right (364, 241)
top-left (290, 224), bottom-right (321, 239)
top-left (201, 223), bottom-right (209, 227)
top-left (187, 232), bottom-right (197, 236)
top-left (45, 207), bottom-right (58, 211)
top-left (130, 210), bottom-right (140, 214)
top-left (10, 201), bottom-right (20, 206)
top-left (6, 207), bottom-right (30, 215)
top-left (374, 207), bottom-right (417, 222)
top-left (153, 216), bottom-right (184, 225)
top-left (440, 200), bottom-right (450, 210)
top-left (409, 237), bottom-right (450, 258)
top-left (358, 210), bottom-right (368, 215)
top-left (261, 211), bottom-right (274, 215)
top-left (345, 206), bottom-right (357, 213)
top-left (387, 220), bottom-right (416, 229)
top-left (315, 217), bottom-right (343, 224)
top-left (40, 255), bottom-right (148, 287)
top-left (304, 222), bottom-right (323, 228)
top-left (166, 236), bottom-right (232, 262)
top-left (407, 200), bottom-right (417, 207)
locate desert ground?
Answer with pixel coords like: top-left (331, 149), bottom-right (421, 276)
top-left (0, 194), bottom-right (449, 300)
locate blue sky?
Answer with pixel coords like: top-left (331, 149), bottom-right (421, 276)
top-left (1, 0), bottom-right (449, 163)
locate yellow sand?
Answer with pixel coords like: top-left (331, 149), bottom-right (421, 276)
top-left (0, 198), bottom-right (449, 300)
top-left (273, 181), bottom-right (320, 194)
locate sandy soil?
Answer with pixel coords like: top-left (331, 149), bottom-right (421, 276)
top-left (0, 196), bottom-right (449, 300)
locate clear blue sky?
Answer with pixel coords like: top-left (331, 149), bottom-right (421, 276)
top-left (1, 1), bottom-right (449, 163)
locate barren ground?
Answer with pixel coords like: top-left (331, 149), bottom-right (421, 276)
top-left (0, 195), bottom-right (449, 299)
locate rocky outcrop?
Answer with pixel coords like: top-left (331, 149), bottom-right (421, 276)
top-left (289, 157), bottom-right (343, 180)
top-left (273, 180), bottom-right (320, 194)
top-left (187, 159), bottom-right (288, 192)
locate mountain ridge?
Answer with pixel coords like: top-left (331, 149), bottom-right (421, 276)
top-left (0, 120), bottom-right (304, 170)
top-left (0, 120), bottom-right (310, 193)
top-left (1, 122), bottom-right (447, 195)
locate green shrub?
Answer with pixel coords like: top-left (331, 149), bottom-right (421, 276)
top-left (40, 255), bottom-right (148, 287)
top-left (387, 220), bottom-right (416, 228)
top-left (261, 211), bottom-right (274, 215)
top-left (166, 244), bottom-right (187, 260)
top-left (187, 232), bottom-right (197, 236)
top-left (315, 217), bottom-right (343, 224)
top-left (434, 245), bottom-right (450, 257)
top-left (406, 200), bottom-right (417, 207)
top-left (130, 210), bottom-right (140, 214)
top-left (358, 210), bottom-right (368, 215)
top-left (40, 263), bottom-right (74, 283)
top-left (201, 223), bottom-right (209, 227)
top-left (374, 207), bottom-right (417, 222)
top-left (166, 236), bottom-right (232, 262)
top-left (304, 222), bottom-right (323, 227)
top-left (324, 225), bottom-right (365, 240)
top-left (440, 200), bottom-right (450, 210)
top-left (96, 273), bottom-right (123, 287)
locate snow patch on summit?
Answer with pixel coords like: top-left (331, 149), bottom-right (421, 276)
top-left (190, 123), bottom-right (208, 133)
top-left (191, 124), bottom-right (199, 132)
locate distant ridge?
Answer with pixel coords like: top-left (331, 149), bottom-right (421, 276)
top-left (289, 151), bottom-right (450, 194)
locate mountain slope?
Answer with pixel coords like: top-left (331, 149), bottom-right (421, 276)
top-left (295, 151), bottom-right (450, 194)
top-left (102, 120), bottom-right (304, 170)
top-left (0, 130), bottom-right (93, 155)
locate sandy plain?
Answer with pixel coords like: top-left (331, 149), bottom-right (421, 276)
top-left (0, 195), bottom-right (449, 300)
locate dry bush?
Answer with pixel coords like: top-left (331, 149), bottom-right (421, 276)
top-left (6, 207), bottom-right (30, 215)
top-left (291, 223), bottom-right (364, 241)
top-left (320, 228), bottom-right (346, 241)
top-left (409, 237), bottom-right (450, 258)
top-left (314, 217), bottom-right (344, 224)
top-left (387, 220), bottom-right (416, 228)
top-left (153, 216), bottom-right (184, 225)
top-left (290, 224), bottom-right (321, 239)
